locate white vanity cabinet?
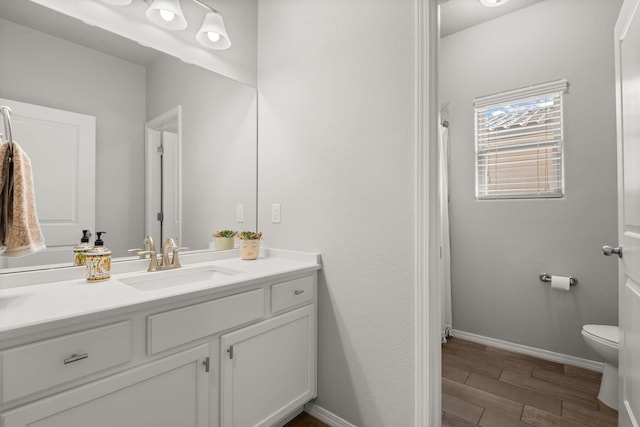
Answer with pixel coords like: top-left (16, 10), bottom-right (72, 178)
top-left (1, 321), bottom-right (133, 403)
top-left (1, 345), bottom-right (211, 427)
top-left (220, 304), bottom-right (316, 427)
top-left (0, 267), bottom-right (318, 427)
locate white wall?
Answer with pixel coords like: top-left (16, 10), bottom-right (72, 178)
top-left (440, 0), bottom-right (621, 359)
top-left (0, 17), bottom-right (145, 258)
top-left (146, 55), bottom-right (257, 250)
top-left (257, 0), bottom-right (416, 425)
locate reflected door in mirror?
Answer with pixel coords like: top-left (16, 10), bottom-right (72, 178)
top-left (146, 107), bottom-right (182, 248)
top-left (0, 98), bottom-right (95, 269)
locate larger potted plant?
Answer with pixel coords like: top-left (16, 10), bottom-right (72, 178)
top-left (237, 231), bottom-right (262, 260)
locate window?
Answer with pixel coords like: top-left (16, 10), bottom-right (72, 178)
top-left (474, 80), bottom-right (568, 199)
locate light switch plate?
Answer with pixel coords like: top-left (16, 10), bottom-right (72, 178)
top-left (236, 204), bottom-right (244, 223)
top-left (271, 203), bottom-right (281, 224)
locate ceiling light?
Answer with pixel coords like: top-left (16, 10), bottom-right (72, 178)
top-left (196, 10), bottom-right (231, 50)
top-left (101, 0), bottom-right (132, 4)
top-left (146, 0), bottom-right (187, 30)
top-left (479, 0), bottom-right (511, 7)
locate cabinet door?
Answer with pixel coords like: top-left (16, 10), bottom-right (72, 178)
top-left (220, 305), bottom-right (316, 427)
top-left (1, 345), bottom-right (210, 427)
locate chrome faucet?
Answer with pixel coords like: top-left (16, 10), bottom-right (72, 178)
top-left (138, 237), bottom-right (188, 272)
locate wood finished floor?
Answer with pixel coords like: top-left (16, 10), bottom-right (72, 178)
top-left (284, 411), bottom-right (330, 427)
top-left (442, 337), bottom-right (618, 427)
top-left (284, 337), bottom-right (617, 426)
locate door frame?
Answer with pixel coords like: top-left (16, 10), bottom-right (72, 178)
top-left (145, 106), bottom-right (183, 248)
top-left (415, 1), bottom-right (440, 426)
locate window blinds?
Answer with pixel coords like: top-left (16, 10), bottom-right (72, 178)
top-left (474, 80), bottom-right (568, 199)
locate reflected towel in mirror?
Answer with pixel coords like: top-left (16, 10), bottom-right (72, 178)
top-left (0, 141), bottom-right (45, 256)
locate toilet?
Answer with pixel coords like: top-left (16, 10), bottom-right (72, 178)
top-left (581, 324), bottom-right (619, 410)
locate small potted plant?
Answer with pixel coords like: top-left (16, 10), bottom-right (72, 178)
top-left (213, 230), bottom-right (237, 251)
top-left (237, 231), bottom-right (262, 260)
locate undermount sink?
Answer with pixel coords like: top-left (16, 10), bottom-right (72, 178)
top-left (120, 265), bottom-right (241, 292)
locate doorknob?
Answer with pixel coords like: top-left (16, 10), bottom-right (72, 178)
top-left (602, 245), bottom-right (623, 258)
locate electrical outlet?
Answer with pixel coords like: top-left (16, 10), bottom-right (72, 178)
top-left (271, 203), bottom-right (281, 224)
top-left (236, 204), bottom-right (244, 223)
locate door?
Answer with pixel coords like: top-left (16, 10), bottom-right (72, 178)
top-left (1, 345), bottom-right (210, 427)
top-left (0, 98), bottom-right (96, 267)
top-left (145, 107), bottom-right (182, 247)
top-left (161, 131), bottom-right (180, 243)
top-left (220, 305), bottom-right (316, 427)
top-left (615, 1), bottom-right (640, 424)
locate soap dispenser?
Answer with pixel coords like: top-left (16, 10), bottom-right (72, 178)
top-left (73, 229), bottom-right (92, 266)
top-left (86, 232), bottom-right (111, 282)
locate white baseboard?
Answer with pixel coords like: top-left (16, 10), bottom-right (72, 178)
top-left (303, 403), bottom-right (358, 427)
top-left (451, 329), bottom-right (605, 373)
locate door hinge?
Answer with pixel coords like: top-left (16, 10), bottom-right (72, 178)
top-left (202, 356), bottom-right (210, 372)
top-left (227, 345), bottom-right (234, 359)
top-left (157, 145), bottom-right (164, 156)
top-left (157, 212), bottom-right (164, 222)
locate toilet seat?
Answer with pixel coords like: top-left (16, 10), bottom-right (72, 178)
top-left (582, 325), bottom-right (619, 346)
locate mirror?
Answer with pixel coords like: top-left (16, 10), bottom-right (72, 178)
top-left (0, 0), bottom-right (258, 271)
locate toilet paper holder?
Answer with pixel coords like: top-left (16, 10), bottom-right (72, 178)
top-left (539, 273), bottom-right (577, 286)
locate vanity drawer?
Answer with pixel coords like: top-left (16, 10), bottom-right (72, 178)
top-left (271, 276), bottom-right (314, 314)
top-left (148, 288), bottom-right (265, 355)
top-left (1, 321), bottom-right (132, 403)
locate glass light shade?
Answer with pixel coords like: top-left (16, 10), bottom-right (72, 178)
top-left (479, 0), bottom-right (510, 6)
top-left (101, 0), bottom-right (132, 4)
top-left (196, 11), bottom-right (231, 50)
top-left (146, 0), bottom-right (187, 30)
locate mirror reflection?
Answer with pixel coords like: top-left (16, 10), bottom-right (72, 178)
top-left (0, 0), bottom-right (257, 271)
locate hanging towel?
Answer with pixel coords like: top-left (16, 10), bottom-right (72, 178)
top-left (0, 141), bottom-right (45, 256)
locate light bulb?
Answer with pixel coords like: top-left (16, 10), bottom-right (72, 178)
top-left (159, 9), bottom-right (175, 22)
top-left (207, 32), bottom-right (221, 42)
top-left (479, 0), bottom-right (510, 6)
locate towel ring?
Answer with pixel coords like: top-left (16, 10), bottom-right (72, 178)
top-left (1, 106), bottom-right (13, 144)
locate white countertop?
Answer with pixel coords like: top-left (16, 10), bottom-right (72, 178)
top-left (0, 248), bottom-right (321, 341)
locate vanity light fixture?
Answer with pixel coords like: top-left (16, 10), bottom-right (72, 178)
top-left (103, 0), bottom-right (231, 50)
top-left (479, 0), bottom-right (510, 6)
top-left (147, 0), bottom-right (230, 49)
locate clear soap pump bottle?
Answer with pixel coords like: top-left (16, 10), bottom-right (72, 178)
top-left (73, 229), bottom-right (92, 266)
top-left (86, 231), bottom-right (111, 282)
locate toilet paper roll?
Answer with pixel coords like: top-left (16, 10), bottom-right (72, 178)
top-left (551, 275), bottom-right (571, 291)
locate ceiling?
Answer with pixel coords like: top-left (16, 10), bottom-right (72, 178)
top-left (1, 0), bottom-right (546, 63)
top-left (0, 0), bottom-right (160, 65)
top-left (440, 0), bottom-right (546, 37)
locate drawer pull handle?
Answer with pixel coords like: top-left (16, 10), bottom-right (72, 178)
top-left (64, 353), bottom-right (88, 365)
top-left (294, 290), bottom-right (305, 295)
